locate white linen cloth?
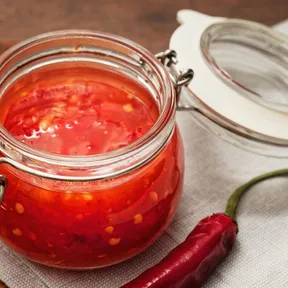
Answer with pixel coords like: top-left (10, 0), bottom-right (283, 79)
top-left (0, 20), bottom-right (288, 288)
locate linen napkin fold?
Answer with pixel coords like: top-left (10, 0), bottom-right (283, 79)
top-left (0, 20), bottom-right (288, 288)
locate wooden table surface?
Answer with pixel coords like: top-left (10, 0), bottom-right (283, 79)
top-left (0, 0), bottom-right (287, 287)
top-left (0, 0), bottom-right (287, 54)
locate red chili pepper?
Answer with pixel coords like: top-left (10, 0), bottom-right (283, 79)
top-left (121, 169), bottom-right (288, 288)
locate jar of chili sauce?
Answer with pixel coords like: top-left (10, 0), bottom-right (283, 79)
top-left (2, 13), bottom-right (284, 270)
top-left (0, 31), bottom-right (191, 269)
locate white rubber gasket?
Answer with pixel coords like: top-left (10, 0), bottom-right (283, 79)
top-left (170, 10), bottom-right (288, 141)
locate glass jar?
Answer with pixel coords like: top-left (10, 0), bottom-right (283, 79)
top-left (0, 31), bottom-right (185, 269)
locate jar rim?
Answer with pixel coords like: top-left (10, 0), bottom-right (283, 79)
top-left (0, 30), bottom-right (176, 181)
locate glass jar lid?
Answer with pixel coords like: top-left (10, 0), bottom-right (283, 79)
top-left (170, 10), bottom-right (288, 157)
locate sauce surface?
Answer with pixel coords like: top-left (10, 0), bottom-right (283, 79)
top-left (2, 68), bottom-right (158, 155)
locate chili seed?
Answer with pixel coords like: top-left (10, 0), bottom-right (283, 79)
top-left (149, 191), bottom-right (158, 202)
top-left (12, 228), bottom-right (22, 236)
top-left (104, 226), bottom-right (114, 234)
top-left (39, 118), bottom-right (50, 131)
top-left (109, 238), bottom-right (121, 246)
top-left (15, 203), bottom-right (25, 214)
top-left (69, 95), bottom-right (78, 103)
top-left (123, 103), bottom-right (133, 112)
top-left (134, 214), bottom-right (143, 224)
top-left (64, 194), bottom-right (72, 200)
top-left (82, 194), bottom-right (93, 201)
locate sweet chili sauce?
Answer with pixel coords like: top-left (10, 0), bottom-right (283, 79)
top-left (2, 68), bottom-right (159, 155)
top-left (0, 67), bottom-right (184, 268)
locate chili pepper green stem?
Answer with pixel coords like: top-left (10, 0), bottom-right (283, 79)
top-left (225, 168), bottom-right (288, 222)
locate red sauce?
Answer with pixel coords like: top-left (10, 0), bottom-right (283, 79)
top-left (3, 69), bottom-right (158, 155)
top-left (0, 68), bottom-right (184, 269)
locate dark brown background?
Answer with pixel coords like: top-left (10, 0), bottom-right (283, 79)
top-left (0, 0), bottom-right (287, 53)
top-left (0, 0), bottom-right (287, 287)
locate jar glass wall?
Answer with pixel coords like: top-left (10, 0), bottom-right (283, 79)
top-left (0, 31), bottom-right (184, 269)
